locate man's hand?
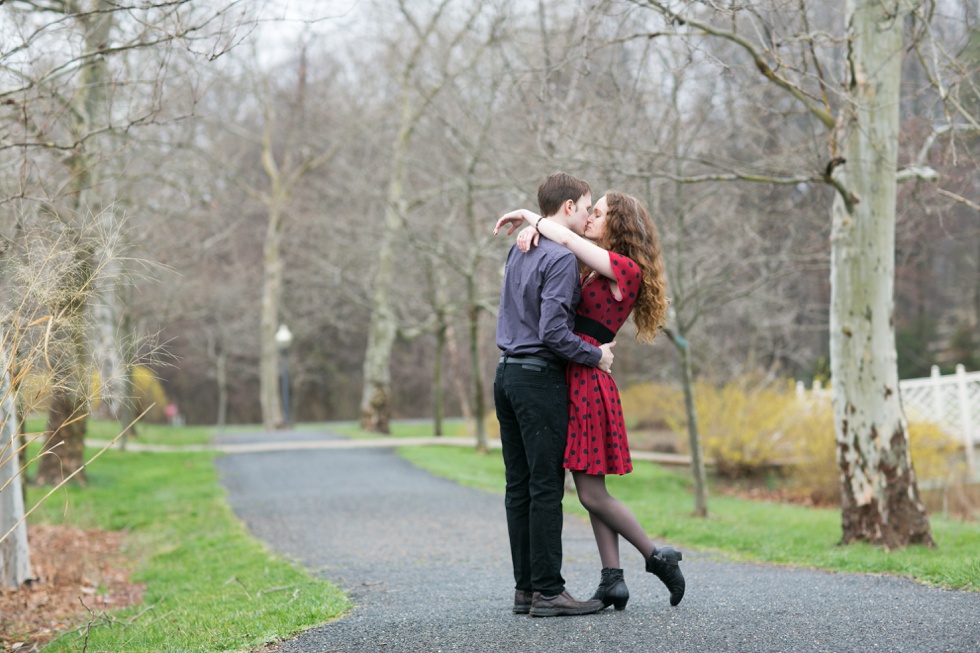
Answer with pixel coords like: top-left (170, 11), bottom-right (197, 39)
top-left (597, 341), bottom-right (616, 373)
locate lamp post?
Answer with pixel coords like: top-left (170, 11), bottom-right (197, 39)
top-left (275, 324), bottom-right (293, 428)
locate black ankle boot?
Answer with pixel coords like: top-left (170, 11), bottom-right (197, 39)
top-left (646, 547), bottom-right (685, 606)
top-left (590, 567), bottom-right (629, 611)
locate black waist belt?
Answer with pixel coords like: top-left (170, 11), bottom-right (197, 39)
top-left (499, 355), bottom-right (565, 370)
top-left (574, 315), bottom-right (615, 344)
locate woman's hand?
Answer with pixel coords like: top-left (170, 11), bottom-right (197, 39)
top-left (494, 209), bottom-right (542, 236)
top-left (516, 225), bottom-right (539, 252)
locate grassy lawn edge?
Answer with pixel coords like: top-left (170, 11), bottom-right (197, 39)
top-left (26, 444), bottom-right (349, 653)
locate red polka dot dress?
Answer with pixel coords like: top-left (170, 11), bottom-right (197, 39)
top-left (564, 251), bottom-right (641, 476)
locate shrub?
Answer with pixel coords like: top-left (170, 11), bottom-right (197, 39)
top-left (619, 382), bottom-right (684, 431)
top-left (133, 365), bottom-right (169, 422)
top-left (624, 377), bottom-right (965, 500)
top-left (784, 395), bottom-right (838, 502)
top-left (665, 377), bottom-right (802, 477)
top-left (790, 394), bottom-right (966, 503)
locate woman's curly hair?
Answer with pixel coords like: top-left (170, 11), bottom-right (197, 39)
top-left (595, 191), bottom-right (669, 342)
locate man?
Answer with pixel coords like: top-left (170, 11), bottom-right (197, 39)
top-left (494, 172), bottom-right (614, 618)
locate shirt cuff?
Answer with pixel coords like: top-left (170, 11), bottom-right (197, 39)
top-left (587, 344), bottom-right (602, 367)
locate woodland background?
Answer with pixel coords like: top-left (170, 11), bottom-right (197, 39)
top-left (1, 0), bottom-right (977, 429)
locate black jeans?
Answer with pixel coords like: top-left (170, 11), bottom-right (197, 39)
top-left (494, 361), bottom-right (568, 596)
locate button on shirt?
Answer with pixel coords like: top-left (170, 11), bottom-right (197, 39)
top-left (496, 238), bottom-right (601, 367)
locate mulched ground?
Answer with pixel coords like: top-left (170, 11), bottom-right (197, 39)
top-left (0, 524), bottom-right (145, 653)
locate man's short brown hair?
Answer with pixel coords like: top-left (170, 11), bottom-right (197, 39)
top-left (537, 172), bottom-right (591, 217)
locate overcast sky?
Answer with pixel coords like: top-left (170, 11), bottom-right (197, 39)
top-left (252, 0), bottom-right (368, 66)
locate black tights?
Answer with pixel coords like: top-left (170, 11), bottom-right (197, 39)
top-left (572, 471), bottom-right (655, 569)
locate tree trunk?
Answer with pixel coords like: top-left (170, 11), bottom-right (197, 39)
top-left (254, 53), bottom-right (332, 432)
top-left (666, 138), bottom-right (708, 515)
top-left (79, 0), bottom-right (116, 422)
top-left (468, 298), bottom-right (488, 454)
top-left (1, 349), bottom-right (32, 589)
top-left (115, 357), bottom-right (134, 450)
top-left (39, 243), bottom-right (92, 487)
top-left (37, 388), bottom-right (88, 487)
top-left (216, 349), bottom-right (228, 430)
top-left (446, 326), bottom-right (473, 424)
top-left (433, 319), bottom-right (446, 436)
top-left (669, 331), bottom-right (707, 518)
top-left (360, 120), bottom-right (410, 434)
top-left (92, 217), bottom-right (123, 424)
top-left (42, 0), bottom-right (115, 479)
top-left (116, 283), bottom-right (136, 448)
top-left (92, 274), bottom-right (122, 421)
top-left (463, 172), bottom-right (486, 453)
top-left (360, 286), bottom-right (396, 434)
top-left (830, 0), bottom-right (933, 547)
top-left (974, 233), bottom-right (979, 330)
top-left (445, 324), bottom-right (473, 431)
top-left (259, 202), bottom-right (285, 431)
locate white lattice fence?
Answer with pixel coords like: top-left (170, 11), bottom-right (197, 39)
top-left (899, 365), bottom-right (979, 444)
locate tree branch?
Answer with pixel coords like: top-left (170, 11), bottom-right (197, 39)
top-left (935, 188), bottom-right (980, 211)
top-left (895, 166), bottom-right (939, 183)
top-left (634, 0), bottom-right (836, 129)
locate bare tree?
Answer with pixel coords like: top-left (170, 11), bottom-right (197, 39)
top-left (246, 47), bottom-right (340, 431)
top-left (359, 0), bottom-right (498, 433)
top-left (1, 0), bottom-right (252, 482)
top-left (629, 0), bottom-right (980, 545)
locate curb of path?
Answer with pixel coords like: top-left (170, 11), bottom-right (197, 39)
top-left (86, 436), bottom-right (698, 466)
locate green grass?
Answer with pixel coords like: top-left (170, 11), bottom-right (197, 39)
top-left (398, 445), bottom-right (980, 591)
top-left (24, 440), bottom-right (348, 652)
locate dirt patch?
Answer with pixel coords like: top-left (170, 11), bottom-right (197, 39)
top-left (715, 482), bottom-right (836, 508)
top-left (710, 476), bottom-right (977, 521)
top-left (919, 482), bottom-right (980, 522)
top-left (0, 524), bottom-right (145, 652)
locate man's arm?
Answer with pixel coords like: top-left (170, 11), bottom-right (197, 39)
top-left (539, 252), bottom-right (604, 367)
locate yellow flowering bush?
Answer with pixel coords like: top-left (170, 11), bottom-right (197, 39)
top-left (22, 364), bottom-right (169, 423)
top-left (132, 365), bottom-right (168, 422)
top-left (619, 382), bottom-right (684, 431)
top-left (665, 377), bottom-right (800, 477)
top-left (790, 393), bottom-right (965, 502)
top-left (621, 377), bottom-right (966, 500)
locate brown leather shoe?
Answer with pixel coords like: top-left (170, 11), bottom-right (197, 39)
top-left (513, 589), bottom-right (533, 614)
top-left (529, 590), bottom-right (604, 617)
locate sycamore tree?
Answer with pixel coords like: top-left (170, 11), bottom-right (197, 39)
top-left (632, 0), bottom-right (977, 546)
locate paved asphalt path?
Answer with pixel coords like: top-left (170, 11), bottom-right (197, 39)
top-left (215, 429), bottom-right (980, 653)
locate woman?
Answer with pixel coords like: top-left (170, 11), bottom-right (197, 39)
top-left (495, 191), bottom-right (685, 609)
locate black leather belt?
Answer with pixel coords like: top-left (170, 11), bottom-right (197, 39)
top-left (499, 355), bottom-right (566, 370)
